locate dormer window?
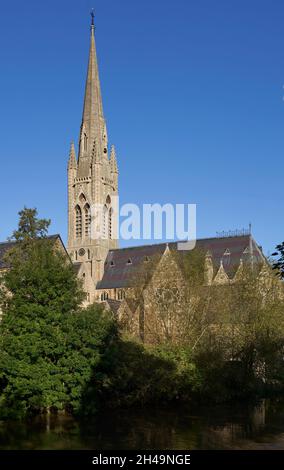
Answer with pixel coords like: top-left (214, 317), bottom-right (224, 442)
top-left (222, 248), bottom-right (231, 267)
top-left (144, 256), bottom-right (150, 262)
top-left (110, 261), bottom-right (115, 267)
top-left (127, 258), bottom-right (132, 265)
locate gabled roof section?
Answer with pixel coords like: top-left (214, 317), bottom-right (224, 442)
top-left (96, 235), bottom-right (265, 289)
top-left (0, 235), bottom-right (68, 270)
top-left (105, 299), bottom-right (122, 315)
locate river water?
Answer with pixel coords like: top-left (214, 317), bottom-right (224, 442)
top-left (1, 399), bottom-right (284, 450)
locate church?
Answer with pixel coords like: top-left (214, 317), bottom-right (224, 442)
top-left (65, 15), bottom-right (266, 306)
top-left (0, 15), bottom-right (268, 331)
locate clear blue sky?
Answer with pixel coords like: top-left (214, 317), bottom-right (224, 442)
top-left (0, 0), bottom-right (283, 255)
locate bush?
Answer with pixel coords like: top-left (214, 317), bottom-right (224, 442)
top-left (80, 338), bottom-right (202, 411)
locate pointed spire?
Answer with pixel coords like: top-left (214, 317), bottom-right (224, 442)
top-left (234, 258), bottom-right (244, 282)
top-left (110, 145), bottom-right (118, 173)
top-left (81, 11), bottom-right (104, 153)
top-left (213, 259), bottom-right (229, 285)
top-left (68, 141), bottom-right (77, 169)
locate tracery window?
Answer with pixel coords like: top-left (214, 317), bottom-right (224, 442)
top-left (75, 205), bottom-right (82, 239)
top-left (84, 204), bottom-right (91, 237)
top-left (109, 208), bottom-right (113, 239)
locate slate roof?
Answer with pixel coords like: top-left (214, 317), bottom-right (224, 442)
top-left (0, 235), bottom-right (65, 270)
top-left (96, 235), bottom-right (265, 290)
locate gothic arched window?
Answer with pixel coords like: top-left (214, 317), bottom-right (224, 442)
top-left (75, 205), bottom-right (82, 239)
top-left (118, 290), bottom-right (126, 300)
top-left (103, 204), bottom-right (108, 239)
top-left (84, 204), bottom-right (91, 237)
top-left (79, 193), bottom-right (86, 204)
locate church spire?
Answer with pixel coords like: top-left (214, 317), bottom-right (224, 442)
top-left (78, 11), bottom-right (105, 171)
top-left (67, 12), bottom-right (119, 297)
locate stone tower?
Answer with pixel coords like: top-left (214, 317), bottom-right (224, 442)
top-left (67, 13), bottom-right (119, 303)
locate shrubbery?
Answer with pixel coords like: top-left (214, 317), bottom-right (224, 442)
top-left (87, 339), bottom-right (202, 410)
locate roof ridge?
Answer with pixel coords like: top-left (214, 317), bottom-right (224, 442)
top-left (108, 234), bottom-right (252, 253)
top-left (0, 234), bottom-right (60, 245)
top-left (109, 242), bottom-right (170, 253)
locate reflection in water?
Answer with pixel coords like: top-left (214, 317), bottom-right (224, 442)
top-left (1, 399), bottom-right (284, 450)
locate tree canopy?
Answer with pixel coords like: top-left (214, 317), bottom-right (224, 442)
top-left (0, 208), bottom-right (117, 418)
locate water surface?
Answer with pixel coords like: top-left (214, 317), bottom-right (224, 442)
top-left (1, 399), bottom-right (284, 449)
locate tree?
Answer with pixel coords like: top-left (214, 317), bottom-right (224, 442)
top-left (10, 207), bottom-right (50, 242)
top-left (122, 245), bottom-right (284, 400)
top-left (0, 208), bottom-right (117, 418)
top-left (227, 266), bottom-right (284, 377)
top-left (58, 303), bottom-right (118, 415)
top-left (194, 263), bottom-right (284, 399)
top-left (272, 242), bottom-right (284, 279)
top-left (126, 247), bottom-right (212, 347)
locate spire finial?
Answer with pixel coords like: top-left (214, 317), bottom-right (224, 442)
top-left (90, 8), bottom-right (95, 28)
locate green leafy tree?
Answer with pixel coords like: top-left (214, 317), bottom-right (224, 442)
top-left (0, 208), bottom-right (116, 418)
top-left (10, 207), bottom-right (51, 242)
top-left (59, 304), bottom-right (118, 414)
top-left (195, 265), bottom-right (284, 400)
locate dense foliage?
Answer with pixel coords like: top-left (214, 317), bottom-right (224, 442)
top-left (85, 340), bottom-right (202, 411)
top-left (0, 209), bottom-right (284, 418)
top-left (0, 209), bottom-right (117, 418)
